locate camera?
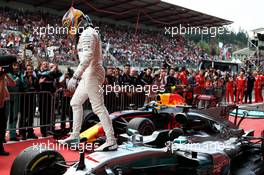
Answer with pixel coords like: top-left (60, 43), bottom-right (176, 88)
top-left (0, 55), bottom-right (17, 75)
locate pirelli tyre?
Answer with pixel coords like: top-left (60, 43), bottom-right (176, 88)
top-left (127, 118), bottom-right (155, 136)
top-left (11, 146), bottom-right (66, 175)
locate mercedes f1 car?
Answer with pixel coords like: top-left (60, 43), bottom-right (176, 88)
top-left (11, 105), bottom-right (264, 175)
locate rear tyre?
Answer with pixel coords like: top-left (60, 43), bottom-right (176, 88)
top-left (11, 146), bottom-right (66, 175)
top-left (127, 118), bottom-right (155, 136)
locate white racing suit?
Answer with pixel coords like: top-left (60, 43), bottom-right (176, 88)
top-left (59, 27), bottom-right (117, 151)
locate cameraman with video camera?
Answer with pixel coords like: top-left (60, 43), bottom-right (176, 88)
top-left (0, 66), bottom-right (16, 156)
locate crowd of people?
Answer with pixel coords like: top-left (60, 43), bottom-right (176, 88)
top-left (104, 64), bottom-right (264, 104)
top-left (0, 53), bottom-right (67, 155)
top-left (0, 7), bottom-right (206, 69)
top-left (0, 7), bottom-right (264, 156)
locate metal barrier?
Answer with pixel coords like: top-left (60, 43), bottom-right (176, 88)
top-left (6, 87), bottom-right (232, 134)
top-left (53, 89), bottom-right (146, 125)
top-left (6, 90), bottom-right (146, 133)
top-left (54, 89), bottom-right (73, 129)
top-left (7, 91), bottom-right (54, 134)
top-left (6, 86), bottom-right (230, 134)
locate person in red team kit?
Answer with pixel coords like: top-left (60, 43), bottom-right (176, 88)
top-left (254, 71), bottom-right (263, 103)
top-left (195, 70), bottom-right (205, 94)
top-left (236, 71), bottom-right (247, 104)
top-left (226, 75), bottom-right (234, 103)
top-left (179, 67), bottom-right (188, 86)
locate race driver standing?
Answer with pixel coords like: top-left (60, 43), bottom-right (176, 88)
top-left (58, 7), bottom-right (117, 151)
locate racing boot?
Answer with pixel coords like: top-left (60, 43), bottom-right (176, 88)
top-left (94, 139), bottom-right (117, 151)
top-left (58, 133), bottom-right (80, 145)
top-left (93, 123), bottom-right (118, 151)
top-left (93, 105), bottom-right (118, 151)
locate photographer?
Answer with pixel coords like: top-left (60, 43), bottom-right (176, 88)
top-left (0, 66), bottom-right (16, 156)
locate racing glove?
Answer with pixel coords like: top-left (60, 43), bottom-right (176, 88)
top-left (67, 77), bottom-right (78, 92)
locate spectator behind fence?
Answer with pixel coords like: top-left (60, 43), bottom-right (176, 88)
top-left (154, 67), bottom-right (167, 88)
top-left (179, 67), bottom-right (188, 86)
top-left (188, 72), bottom-right (198, 89)
top-left (105, 67), bottom-right (115, 85)
top-left (0, 66), bottom-right (16, 156)
top-left (165, 68), bottom-right (180, 92)
top-left (121, 64), bottom-right (132, 85)
top-left (37, 61), bottom-right (62, 137)
top-left (7, 61), bottom-right (24, 141)
top-left (139, 67), bottom-right (153, 86)
top-left (19, 65), bottom-right (38, 140)
top-left (245, 71), bottom-right (255, 104)
top-left (213, 71), bottom-right (224, 102)
top-left (114, 67), bottom-right (122, 85)
top-left (204, 73), bottom-right (214, 95)
top-left (130, 68), bottom-right (139, 85)
top-left (195, 70), bottom-right (205, 94)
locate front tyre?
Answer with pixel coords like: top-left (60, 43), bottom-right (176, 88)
top-left (11, 146), bottom-right (66, 175)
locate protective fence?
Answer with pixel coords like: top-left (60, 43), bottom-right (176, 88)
top-left (6, 91), bottom-right (55, 133)
top-left (6, 84), bottom-right (230, 133)
top-left (6, 90), bottom-right (146, 132)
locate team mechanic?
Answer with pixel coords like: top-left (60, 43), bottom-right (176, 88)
top-left (58, 7), bottom-right (118, 151)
